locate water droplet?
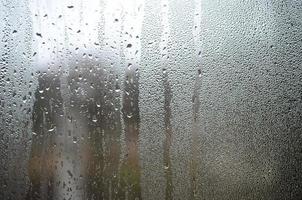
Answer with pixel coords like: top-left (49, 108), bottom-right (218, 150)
top-left (36, 32), bottom-right (42, 38)
top-left (48, 126), bottom-right (56, 132)
top-left (127, 63), bottom-right (133, 70)
top-left (92, 116), bottom-right (97, 122)
top-left (198, 69), bottom-right (202, 77)
top-left (67, 170), bottom-right (73, 177)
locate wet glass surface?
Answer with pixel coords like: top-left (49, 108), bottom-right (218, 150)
top-left (0, 0), bottom-right (302, 199)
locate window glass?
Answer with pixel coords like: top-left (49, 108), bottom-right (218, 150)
top-left (0, 0), bottom-right (301, 199)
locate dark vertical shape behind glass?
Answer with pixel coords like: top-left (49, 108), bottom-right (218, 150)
top-left (119, 66), bottom-right (142, 199)
top-left (26, 73), bottom-right (63, 200)
top-left (66, 59), bottom-right (122, 200)
top-left (190, 69), bottom-right (202, 199)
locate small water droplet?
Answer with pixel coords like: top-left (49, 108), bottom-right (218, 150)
top-left (48, 126), bottom-right (56, 132)
top-left (127, 63), bottom-right (133, 70)
top-left (67, 170), bottom-right (73, 177)
top-left (198, 69), bottom-right (202, 77)
top-left (92, 115), bottom-right (97, 122)
top-left (36, 32), bottom-right (42, 38)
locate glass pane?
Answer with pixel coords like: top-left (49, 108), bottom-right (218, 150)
top-left (1, 0), bottom-right (301, 199)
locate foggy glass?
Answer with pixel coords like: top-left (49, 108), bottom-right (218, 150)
top-left (0, 0), bottom-right (301, 200)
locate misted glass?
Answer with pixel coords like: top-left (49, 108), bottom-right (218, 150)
top-left (0, 0), bottom-right (301, 200)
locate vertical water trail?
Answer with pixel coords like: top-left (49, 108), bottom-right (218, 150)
top-left (160, 0), bottom-right (174, 199)
top-left (190, 0), bottom-right (202, 198)
top-left (118, 1), bottom-right (145, 198)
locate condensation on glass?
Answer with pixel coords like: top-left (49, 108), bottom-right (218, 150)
top-left (0, 0), bottom-right (301, 200)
